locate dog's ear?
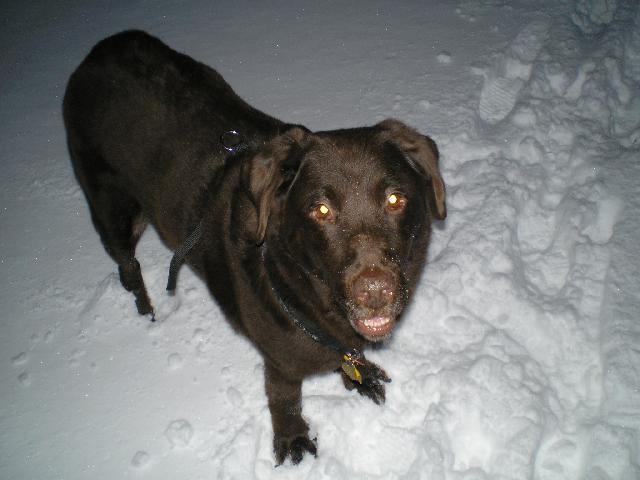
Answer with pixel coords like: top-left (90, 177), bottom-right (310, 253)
top-left (243, 126), bottom-right (308, 243)
top-left (376, 119), bottom-right (446, 220)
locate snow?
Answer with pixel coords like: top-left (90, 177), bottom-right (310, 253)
top-left (1, 0), bottom-right (639, 479)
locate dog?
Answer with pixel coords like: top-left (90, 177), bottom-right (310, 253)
top-left (63, 30), bottom-right (446, 465)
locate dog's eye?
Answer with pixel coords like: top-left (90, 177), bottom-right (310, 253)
top-left (311, 203), bottom-right (334, 222)
top-left (386, 193), bottom-right (407, 212)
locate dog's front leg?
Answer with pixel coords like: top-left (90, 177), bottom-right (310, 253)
top-left (264, 363), bottom-right (317, 465)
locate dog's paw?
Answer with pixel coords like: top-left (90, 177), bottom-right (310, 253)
top-left (135, 298), bottom-right (155, 318)
top-left (340, 360), bottom-right (391, 405)
top-left (274, 434), bottom-right (317, 466)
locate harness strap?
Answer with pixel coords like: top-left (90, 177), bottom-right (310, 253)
top-left (166, 219), bottom-right (203, 292)
top-left (166, 130), bottom-right (244, 292)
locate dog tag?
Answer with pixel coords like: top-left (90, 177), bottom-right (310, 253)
top-left (342, 355), bottom-right (363, 384)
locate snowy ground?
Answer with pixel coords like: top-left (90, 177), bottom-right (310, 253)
top-left (1, 0), bottom-right (639, 479)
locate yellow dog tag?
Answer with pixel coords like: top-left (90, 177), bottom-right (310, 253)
top-left (341, 354), bottom-right (363, 384)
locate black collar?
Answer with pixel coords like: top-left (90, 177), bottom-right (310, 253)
top-left (261, 241), bottom-right (365, 383)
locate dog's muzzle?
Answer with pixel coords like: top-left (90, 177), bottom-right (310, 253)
top-left (348, 267), bottom-right (400, 340)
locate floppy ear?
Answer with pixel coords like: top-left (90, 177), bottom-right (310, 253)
top-left (243, 126), bottom-right (308, 243)
top-left (376, 119), bottom-right (446, 220)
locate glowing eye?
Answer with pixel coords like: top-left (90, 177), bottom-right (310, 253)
top-left (386, 192), bottom-right (406, 212)
top-left (311, 203), bottom-right (334, 222)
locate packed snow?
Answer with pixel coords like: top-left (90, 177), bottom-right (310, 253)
top-left (1, 0), bottom-right (639, 479)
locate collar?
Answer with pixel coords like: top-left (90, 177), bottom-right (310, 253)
top-left (261, 241), bottom-right (365, 383)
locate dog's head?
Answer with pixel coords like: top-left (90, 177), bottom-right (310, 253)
top-left (244, 119), bottom-right (446, 342)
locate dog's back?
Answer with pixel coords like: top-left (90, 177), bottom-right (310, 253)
top-left (64, 30), bottom-right (281, 227)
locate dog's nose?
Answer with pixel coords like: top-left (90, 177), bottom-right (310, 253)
top-left (351, 268), bottom-right (396, 310)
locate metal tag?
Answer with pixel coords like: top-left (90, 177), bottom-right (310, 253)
top-left (342, 355), bottom-right (363, 384)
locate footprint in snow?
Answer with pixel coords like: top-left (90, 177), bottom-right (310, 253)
top-left (167, 353), bottom-right (183, 370)
top-left (437, 51), bottom-right (452, 64)
top-left (226, 386), bottom-right (244, 407)
top-left (165, 419), bottom-right (194, 449)
top-left (18, 372), bottom-right (31, 386)
top-left (68, 349), bottom-right (86, 368)
top-left (11, 352), bottom-right (28, 366)
top-left (131, 450), bottom-right (150, 469)
top-left (479, 76), bottom-right (526, 125)
top-left (478, 19), bottom-right (550, 124)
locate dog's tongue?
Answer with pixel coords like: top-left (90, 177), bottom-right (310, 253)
top-left (354, 315), bottom-right (395, 338)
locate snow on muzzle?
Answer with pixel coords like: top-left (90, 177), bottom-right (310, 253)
top-left (348, 267), bottom-right (400, 340)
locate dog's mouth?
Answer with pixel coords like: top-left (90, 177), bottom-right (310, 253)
top-left (351, 315), bottom-right (397, 341)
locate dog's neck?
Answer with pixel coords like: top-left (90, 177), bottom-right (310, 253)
top-left (259, 241), bottom-right (365, 381)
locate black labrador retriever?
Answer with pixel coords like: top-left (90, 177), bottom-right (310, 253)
top-left (63, 30), bottom-right (446, 465)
